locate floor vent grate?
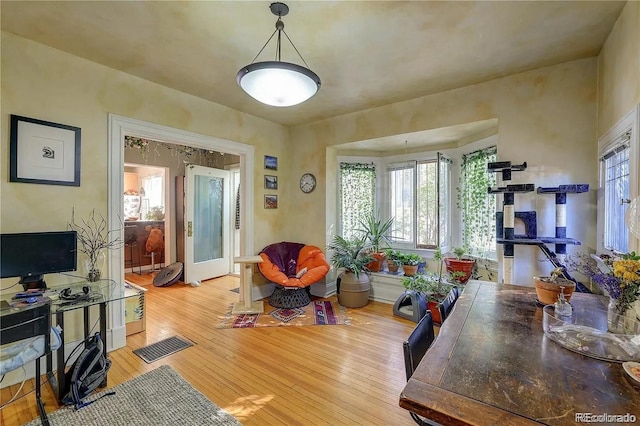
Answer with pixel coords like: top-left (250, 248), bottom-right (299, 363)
top-left (133, 336), bottom-right (194, 363)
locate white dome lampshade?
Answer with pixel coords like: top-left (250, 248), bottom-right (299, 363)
top-left (237, 61), bottom-right (320, 107)
top-left (237, 2), bottom-right (321, 107)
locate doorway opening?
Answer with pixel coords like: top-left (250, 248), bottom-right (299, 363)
top-left (123, 163), bottom-right (168, 276)
top-left (108, 115), bottom-right (256, 350)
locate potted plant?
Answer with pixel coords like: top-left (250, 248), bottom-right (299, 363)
top-left (533, 267), bottom-right (576, 305)
top-left (357, 211), bottom-right (394, 272)
top-left (327, 235), bottom-right (374, 308)
top-left (146, 206), bottom-right (165, 221)
top-left (400, 253), bottom-right (423, 276)
top-left (384, 248), bottom-right (403, 273)
top-left (444, 247), bottom-right (476, 284)
top-left (394, 272), bottom-right (455, 324)
top-left (68, 208), bottom-right (122, 282)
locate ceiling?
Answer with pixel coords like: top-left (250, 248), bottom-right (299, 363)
top-left (0, 1), bottom-right (626, 147)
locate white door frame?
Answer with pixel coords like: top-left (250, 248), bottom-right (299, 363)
top-left (107, 114), bottom-right (255, 351)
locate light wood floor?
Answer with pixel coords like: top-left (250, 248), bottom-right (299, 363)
top-left (1, 273), bottom-right (419, 425)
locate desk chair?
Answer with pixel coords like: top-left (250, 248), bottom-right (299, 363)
top-left (402, 311), bottom-right (440, 426)
top-left (438, 287), bottom-right (460, 324)
top-left (124, 225), bottom-right (142, 274)
top-left (0, 300), bottom-right (54, 425)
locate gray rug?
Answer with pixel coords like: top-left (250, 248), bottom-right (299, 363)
top-left (25, 365), bottom-right (241, 425)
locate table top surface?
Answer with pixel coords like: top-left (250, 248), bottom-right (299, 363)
top-left (1, 280), bottom-right (138, 314)
top-left (399, 280), bottom-right (640, 426)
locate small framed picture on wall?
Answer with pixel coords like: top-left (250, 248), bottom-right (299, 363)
top-left (9, 114), bottom-right (81, 186)
top-left (264, 175), bottom-right (278, 190)
top-left (264, 155), bottom-right (277, 171)
top-left (264, 194), bottom-right (278, 209)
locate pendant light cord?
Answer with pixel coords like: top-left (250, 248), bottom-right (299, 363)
top-left (249, 16), bottom-right (312, 69)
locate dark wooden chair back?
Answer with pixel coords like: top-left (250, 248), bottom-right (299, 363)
top-left (403, 311), bottom-right (435, 381)
top-left (438, 287), bottom-right (460, 324)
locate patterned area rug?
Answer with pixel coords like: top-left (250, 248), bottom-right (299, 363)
top-left (25, 365), bottom-right (241, 425)
top-left (218, 299), bottom-right (350, 329)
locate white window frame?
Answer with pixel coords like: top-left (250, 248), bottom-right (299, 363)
top-left (597, 104), bottom-right (640, 254)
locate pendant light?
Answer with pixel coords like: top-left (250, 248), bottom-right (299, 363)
top-left (237, 2), bottom-right (321, 107)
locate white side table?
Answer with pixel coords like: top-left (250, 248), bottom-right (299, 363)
top-left (232, 255), bottom-right (264, 314)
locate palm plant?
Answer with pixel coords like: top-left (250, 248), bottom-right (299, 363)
top-left (327, 235), bottom-right (373, 278)
top-left (357, 210), bottom-right (394, 253)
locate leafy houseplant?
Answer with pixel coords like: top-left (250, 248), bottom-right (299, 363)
top-left (327, 235), bottom-right (374, 308)
top-left (145, 206), bottom-right (165, 221)
top-left (444, 246), bottom-right (475, 284)
top-left (400, 253), bottom-right (423, 276)
top-left (384, 248), bottom-right (403, 273)
top-left (399, 272), bottom-right (455, 324)
top-left (357, 211), bottom-right (394, 272)
top-left (68, 209), bottom-right (122, 282)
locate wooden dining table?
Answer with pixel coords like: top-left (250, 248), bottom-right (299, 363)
top-left (399, 280), bottom-right (640, 425)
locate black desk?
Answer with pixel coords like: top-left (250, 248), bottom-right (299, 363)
top-left (0, 298), bottom-right (52, 424)
top-left (45, 279), bottom-right (135, 402)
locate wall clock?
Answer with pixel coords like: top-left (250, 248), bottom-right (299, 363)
top-left (300, 173), bottom-right (316, 193)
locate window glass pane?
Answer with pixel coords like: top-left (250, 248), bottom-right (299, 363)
top-left (339, 162), bottom-right (376, 240)
top-left (417, 160), bottom-right (437, 248)
top-left (389, 163), bottom-right (414, 244)
top-left (603, 145), bottom-right (629, 252)
top-left (194, 175), bottom-right (223, 262)
top-left (141, 175), bottom-right (164, 219)
top-left (460, 147), bottom-right (497, 259)
top-left (439, 154), bottom-right (451, 247)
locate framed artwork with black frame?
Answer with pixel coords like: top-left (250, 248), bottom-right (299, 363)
top-left (10, 114), bottom-right (81, 186)
top-left (264, 194), bottom-right (278, 209)
top-left (264, 175), bottom-right (278, 190)
top-left (264, 155), bottom-right (277, 171)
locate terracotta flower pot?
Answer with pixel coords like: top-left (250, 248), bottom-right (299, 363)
top-left (427, 300), bottom-right (443, 324)
top-left (533, 276), bottom-right (575, 305)
top-left (444, 258), bottom-right (475, 283)
top-left (402, 264), bottom-right (419, 276)
top-left (387, 260), bottom-right (399, 273)
top-left (366, 252), bottom-right (387, 273)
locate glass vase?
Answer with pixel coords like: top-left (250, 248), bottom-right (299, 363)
top-left (607, 297), bottom-right (640, 335)
top-left (83, 250), bottom-right (106, 282)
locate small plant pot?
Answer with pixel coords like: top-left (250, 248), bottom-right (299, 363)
top-left (402, 264), bottom-right (419, 276)
top-left (387, 260), bottom-right (399, 273)
top-left (427, 300), bottom-right (443, 325)
top-left (533, 276), bottom-right (575, 305)
top-left (366, 253), bottom-right (387, 273)
top-left (444, 258), bottom-right (475, 283)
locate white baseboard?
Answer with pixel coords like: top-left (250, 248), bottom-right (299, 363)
top-left (369, 272), bottom-right (405, 304)
top-left (310, 278), bottom-right (337, 298)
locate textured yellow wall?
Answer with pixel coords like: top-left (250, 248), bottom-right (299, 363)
top-left (0, 31), bottom-right (288, 286)
top-left (290, 59), bottom-right (599, 284)
top-left (597, 1), bottom-right (640, 137)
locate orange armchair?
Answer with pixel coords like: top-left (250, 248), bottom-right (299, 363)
top-left (258, 242), bottom-right (330, 307)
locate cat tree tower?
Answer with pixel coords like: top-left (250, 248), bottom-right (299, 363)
top-left (488, 161), bottom-right (590, 292)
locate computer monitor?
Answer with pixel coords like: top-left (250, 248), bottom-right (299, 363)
top-left (0, 230), bottom-right (77, 289)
